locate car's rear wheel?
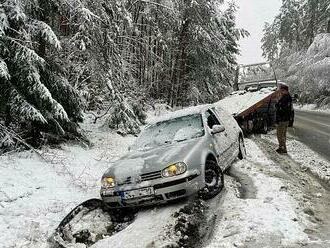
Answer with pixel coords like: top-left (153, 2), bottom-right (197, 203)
top-left (238, 135), bottom-right (246, 160)
top-left (200, 160), bottom-right (224, 200)
top-left (261, 119), bottom-right (268, 134)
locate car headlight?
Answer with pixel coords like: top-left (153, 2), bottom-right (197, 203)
top-left (162, 162), bottom-right (187, 177)
top-left (101, 177), bottom-right (116, 188)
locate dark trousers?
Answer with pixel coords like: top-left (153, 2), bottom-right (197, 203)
top-left (277, 121), bottom-right (289, 151)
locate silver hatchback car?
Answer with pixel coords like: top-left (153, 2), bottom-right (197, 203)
top-left (100, 105), bottom-right (245, 208)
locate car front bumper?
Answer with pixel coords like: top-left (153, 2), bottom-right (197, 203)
top-left (100, 170), bottom-right (203, 208)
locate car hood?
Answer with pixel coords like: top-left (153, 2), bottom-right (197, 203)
top-left (103, 138), bottom-right (203, 183)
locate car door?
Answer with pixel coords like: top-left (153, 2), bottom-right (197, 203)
top-left (205, 109), bottom-right (232, 169)
top-left (213, 106), bottom-right (239, 162)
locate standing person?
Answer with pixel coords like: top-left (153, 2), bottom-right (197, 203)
top-left (276, 84), bottom-right (293, 154)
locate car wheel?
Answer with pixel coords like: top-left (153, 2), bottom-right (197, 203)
top-left (200, 160), bottom-right (224, 200)
top-left (261, 119), bottom-right (268, 134)
top-left (238, 135), bottom-right (246, 160)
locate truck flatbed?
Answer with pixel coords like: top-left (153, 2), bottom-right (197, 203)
top-left (216, 87), bottom-right (277, 117)
top-left (215, 86), bottom-right (280, 134)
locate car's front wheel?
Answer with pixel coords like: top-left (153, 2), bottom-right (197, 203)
top-left (200, 160), bottom-right (224, 200)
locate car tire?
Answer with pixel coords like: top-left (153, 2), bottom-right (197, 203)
top-left (200, 160), bottom-right (224, 200)
top-left (238, 135), bottom-right (246, 160)
top-left (261, 119), bottom-right (268, 134)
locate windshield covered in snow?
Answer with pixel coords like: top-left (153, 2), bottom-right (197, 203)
top-left (133, 114), bottom-right (204, 150)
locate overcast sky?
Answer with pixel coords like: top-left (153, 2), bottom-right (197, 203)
top-left (235, 0), bottom-right (282, 65)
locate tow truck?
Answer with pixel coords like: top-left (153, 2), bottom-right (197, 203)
top-left (216, 62), bottom-right (283, 134)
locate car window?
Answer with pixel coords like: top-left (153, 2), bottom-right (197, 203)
top-left (205, 110), bottom-right (220, 129)
top-left (132, 114), bottom-right (205, 150)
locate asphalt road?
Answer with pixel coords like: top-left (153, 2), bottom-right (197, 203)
top-left (289, 110), bottom-right (330, 161)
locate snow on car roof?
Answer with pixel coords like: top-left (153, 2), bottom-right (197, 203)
top-left (148, 104), bottom-right (211, 124)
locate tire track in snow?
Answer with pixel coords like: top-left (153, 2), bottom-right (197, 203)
top-left (226, 166), bottom-right (257, 200)
top-left (203, 138), bottom-right (309, 248)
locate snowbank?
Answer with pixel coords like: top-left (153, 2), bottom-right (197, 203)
top-left (0, 114), bottom-right (135, 247)
top-left (294, 104), bottom-right (330, 114)
top-left (91, 206), bottom-right (180, 248)
top-left (206, 139), bottom-right (309, 247)
top-left (262, 132), bottom-right (330, 185)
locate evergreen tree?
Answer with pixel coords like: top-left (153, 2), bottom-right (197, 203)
top-left (262, 0), bottom-right (330, 55)
top-left (262, 0), bottom-right (330, 108)
top-left (262, 20), bottom-right (281, 61)
top-left (0, 0), bottom-right (84, 147)
top-left (1, 0), bottom-right (247, 146)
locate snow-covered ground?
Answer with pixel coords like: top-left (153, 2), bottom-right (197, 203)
top-left (91, 205), bottom-right (181, 248)
top-left (1, 114), bottom-right (330, 248)
top-left (206, 139), bottom-right (309, 248)
top-left (261, 131), bottom-right (330, 184)
top-left (0, 115), bottom-right (135, 248)
top-left (294, 104), bottom-right (330, 114)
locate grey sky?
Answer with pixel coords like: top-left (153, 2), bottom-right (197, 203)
top-left (235, 0), bottom-right (282, 65)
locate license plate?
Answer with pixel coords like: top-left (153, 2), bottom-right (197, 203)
top-left (104, 189), bottom-right (114, 195)
top-left (123, 187), bottom-right (154, 199)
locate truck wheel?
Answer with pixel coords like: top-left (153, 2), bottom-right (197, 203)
top-left (238, 135), bottom-right (246, 160)
top-left (200, 160), bottom-right (224, 200)
top-left (261, 119), bottom-right (268, 134)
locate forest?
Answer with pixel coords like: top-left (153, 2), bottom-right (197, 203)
top-left (0, 0), bottom-right (247, 152)
top-left (262, 0), bottom-right (330, 107)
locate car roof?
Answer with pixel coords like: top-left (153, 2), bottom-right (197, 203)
top-left (148, 104), bottom-right (212, 125)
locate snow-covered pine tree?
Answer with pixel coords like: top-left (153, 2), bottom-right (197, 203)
top-left (262, 19), bottom-right (281, 61)
top-left (52, 0), bottom-right (147, 135)
top-left (262, 0), bottom-right (330, 108)
top-left (263, 0), bottom-right (330, 53)
top-left (0, 0), bottom-right (84, 147)
top-left (168, 0), bottom-right (248, 105)
top-left (0, 0), bottom-right (246, 144)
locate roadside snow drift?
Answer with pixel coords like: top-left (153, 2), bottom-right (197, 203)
top-left (0, 116), bottom-right (135, 248)
top-left (205, 139), bottom-right (309, 248)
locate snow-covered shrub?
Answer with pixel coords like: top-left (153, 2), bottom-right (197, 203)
top-left (107, 101), bottom-right (144, 136)
top-left (0, 125), bottom-right (15, 152)
top-left (153, 103), bottom-right (173, 116)
top-left (106, 86), bottom-right (146, 136)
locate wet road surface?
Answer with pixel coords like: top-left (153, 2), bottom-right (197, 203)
top-left (290, 110), bottom-right (330, 161)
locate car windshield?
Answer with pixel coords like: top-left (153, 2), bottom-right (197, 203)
top-left (132, 114), bottom-right (204, 150)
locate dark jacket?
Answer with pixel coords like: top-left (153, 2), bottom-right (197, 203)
top-left (276, 93), bottom-right (293, 123)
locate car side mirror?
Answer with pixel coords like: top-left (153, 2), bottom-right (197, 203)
top-left (211, 125), bottom-right (225, 134)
